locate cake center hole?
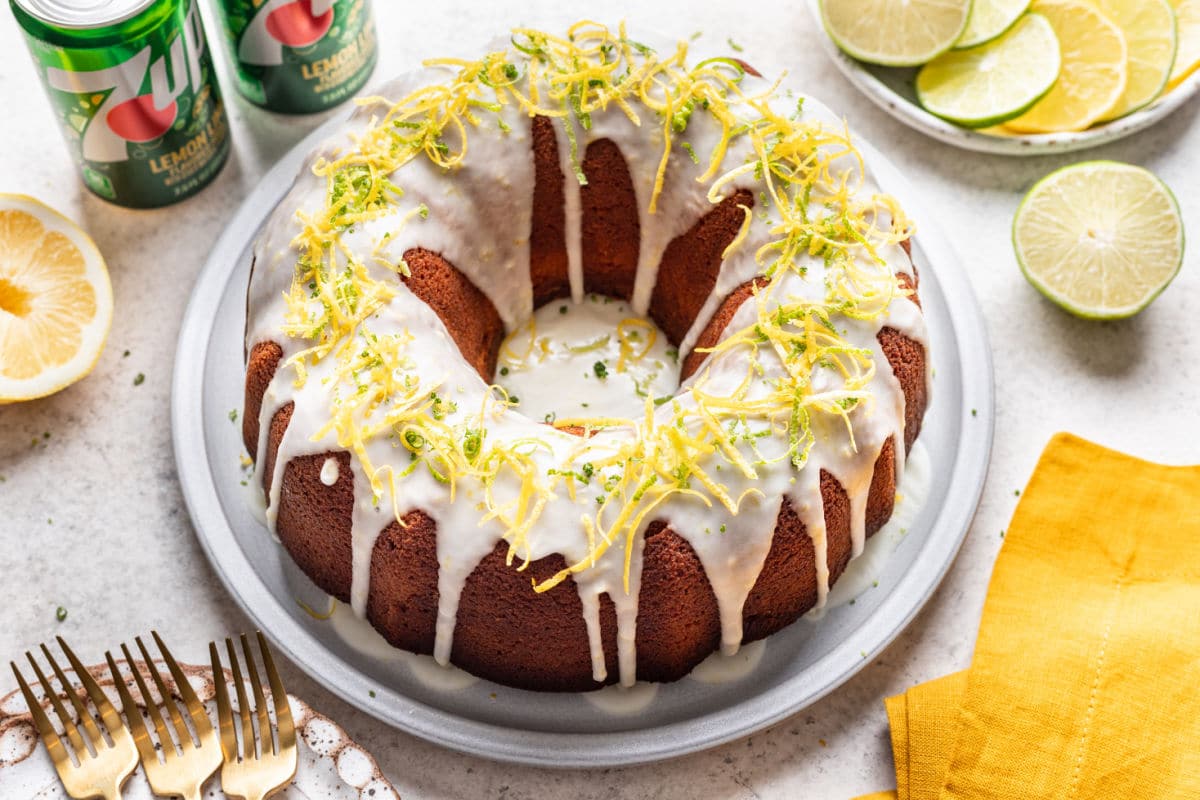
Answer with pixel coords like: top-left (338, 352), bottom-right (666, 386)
top-left (0, 278), bottom-right (32, 318)
top-left (496, 294), bottom-right (681, 423)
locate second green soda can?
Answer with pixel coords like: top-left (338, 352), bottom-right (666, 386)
top-left (213, 0), bottom-right (377, 113)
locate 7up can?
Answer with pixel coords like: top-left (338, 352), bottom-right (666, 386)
top-left (10, 0), bottom-right (230, 208)
top-left (213, 0), bottom-right (377, 114)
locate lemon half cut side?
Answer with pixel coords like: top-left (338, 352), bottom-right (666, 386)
top-left (0, 194), bottom-right (113, 402)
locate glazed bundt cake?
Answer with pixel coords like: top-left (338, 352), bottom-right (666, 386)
top-left (244, 22), bottom-right (930, 692)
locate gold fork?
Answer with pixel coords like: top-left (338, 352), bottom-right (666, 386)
top-left (10, 637), bottom-right (139, 800)
top-left (105, 631), bottom-right (223, 800)
top-left (209, 632), bottom-right (298, 800)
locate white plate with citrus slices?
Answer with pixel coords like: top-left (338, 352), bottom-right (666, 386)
top-left (810, 0), bottom-right (1200, 155)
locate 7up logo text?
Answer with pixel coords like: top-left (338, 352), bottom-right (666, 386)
top-left (14, 0), bottom-right (230, 207)
top-left (45, 2), bottom-right (208, 163)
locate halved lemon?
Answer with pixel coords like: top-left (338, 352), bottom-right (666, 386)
top-left (820, 0), bottom-right (972, 67)
top-left (1013, 162), bottom-right (1185, 319)
top-left (1168, 0), bottom-right (1200, 89)
top-left (956, 0), bottom-right (1032, 49)
top-left (1091, 0), bottom-right (1178, 120)
top-left (0, 194), bottom-right (112, 402)
top-left (918, 13), bottom-right (1062, 128)
top-left (1006, 0), bottom-right (1128, 133)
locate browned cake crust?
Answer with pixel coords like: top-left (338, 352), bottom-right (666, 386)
top-left (529, 116), bottom-right (571, 306)
top-left (244, 133), bottom-right (929, 692)
top-left (649, 189), bottom-right (755, 346)
top-left (580, 139), bottom-right (639, 300)
top-left (681, 277), bottom-right (768, 381)
top-left (401, 247), bottom-right (504, 381)
top-left (248, 393), bottom-right (914, 692)
top-left (243, 340), bottom-right (282, 456)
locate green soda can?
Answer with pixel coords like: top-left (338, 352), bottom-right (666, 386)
top-left (212, 0), bottom-right (377, 113)
top-left (10, 0), bottom-right (231, 209)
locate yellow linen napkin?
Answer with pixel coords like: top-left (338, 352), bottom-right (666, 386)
top-left (856, 433), bottom-right (1200, 800)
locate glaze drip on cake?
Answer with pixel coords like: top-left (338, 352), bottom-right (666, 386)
top-left (244, 22), bottom-right (930, 691)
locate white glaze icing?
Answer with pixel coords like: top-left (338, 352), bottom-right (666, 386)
top-left (689, 639), bottom-right (766, 684)
top-left (320, 457), bottom-right (340, 486)
top-left (582, 681), bottom-right (660, 715)
top-left (817, 440), bottom-right (932, 613)
top-left (245, 28), bottom-right (930, 689)
top-left (497, 293), bottom-right (680, 422)
top-left (326, 598), bottom-right (480, 690)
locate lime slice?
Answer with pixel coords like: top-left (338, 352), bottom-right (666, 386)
top-left (956, 0), bottom-right (1032, 48)
top-left (917, 14), bottom-right (1061, 128)
top-left (1168, 0), bottom-right (1200, 90)
top-left (820, 0), bottom-right (972, 67)
top-left (1013, 162), bottom-right (1184, 319)
top-left (1093, 0), bottom-right (1178, 120)
top-left (1006, 0), bottom-right (1128, 133)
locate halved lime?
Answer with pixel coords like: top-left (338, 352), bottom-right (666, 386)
top-left (917, 14), bottom-right (1061, 128)
top-left (820, 0), bottom-right (972, 67)
top-left (1093, 0), bottom-right (1178, 121)
top-left (956, 0), bottom-right (1031, 49)
top-left (1013, 162), bottom-right (1185, 319)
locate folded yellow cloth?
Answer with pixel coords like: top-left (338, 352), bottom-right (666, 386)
top-left (856, 433), bottom-right (1200, 800)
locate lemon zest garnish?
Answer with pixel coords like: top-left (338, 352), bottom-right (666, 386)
top-left (615, 318), bottom-right (655, 372)
top-left (297, 597), bottom-right (337, 620)
top-left (275, 21), bottom-right (915, 599)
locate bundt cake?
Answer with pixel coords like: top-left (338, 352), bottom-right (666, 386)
top-left (243, 22), bottom-right (930, 692)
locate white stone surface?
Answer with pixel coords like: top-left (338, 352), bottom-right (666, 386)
top-left (1, 2), bottom-right (1197, 798)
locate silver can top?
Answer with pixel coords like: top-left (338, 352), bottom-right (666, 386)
top-left (12, 0), bottom-right (160, 29)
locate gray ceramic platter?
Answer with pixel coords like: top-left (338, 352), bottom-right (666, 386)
top-left (172, 100), bottom-right (995, 769)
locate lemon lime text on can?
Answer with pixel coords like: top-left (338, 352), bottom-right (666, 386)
top-left (10, 0), bottom-right (231, 209)
top-left (213, 0), bottom-right (377, 113)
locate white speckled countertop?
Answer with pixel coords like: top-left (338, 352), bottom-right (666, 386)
top-left (1, 2), bottom-right (1197, 798)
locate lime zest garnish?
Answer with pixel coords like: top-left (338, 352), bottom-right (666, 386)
top-left (274, 21), bottom-right (913, 595)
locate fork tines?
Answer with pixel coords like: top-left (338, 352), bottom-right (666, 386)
top-left (10, 637), bottom-right (138, 800)
top-left (210, 632), bottom-right (298, 800)
top-left (106, 631), bottom-right (222, 800)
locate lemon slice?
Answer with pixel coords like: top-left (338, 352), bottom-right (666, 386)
top-left (1168, 0), bottom-right (1200, 89)
top-left (0, 194), bottom-right (112, 402)
top-left (1013, 162), bottom-right (1184, 319)
top-left (820, 0), bottom-right (972, 66)
top-left (1092, 0), bottom-right (1178, 120)
top-left (1006, 0), bottom-right (1128, 132)
top-left (918, 14), bottom-right (1062, 128)
top-left (956, 0), bottom-right (1032, 48)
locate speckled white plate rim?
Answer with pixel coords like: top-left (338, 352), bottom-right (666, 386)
top-left (806, 0), bottom-right (1200, 156)
top-left (171, 92), bottom-right (995, 768)
top-left (0, 660), bottom-right (398, 798)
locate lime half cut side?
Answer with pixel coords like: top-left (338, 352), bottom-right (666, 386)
top-left (820, 0), bottom-right (973, 67)
top-left (956, 0), bottom-right (1032, 48)
top-left (917, 14), bottom-right (1062, 128)
top-left (1013, 162), bottom-right (1185, 320)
